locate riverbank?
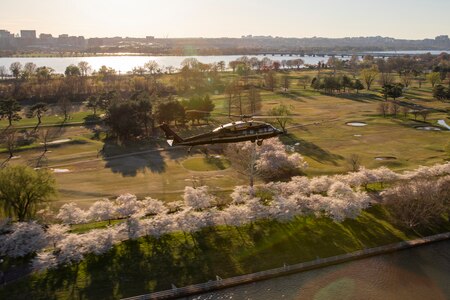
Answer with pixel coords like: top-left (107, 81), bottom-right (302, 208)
top-left (1, 205), bottom-right (449, 300)
top-left (124, 232), bottom-right (450, 300)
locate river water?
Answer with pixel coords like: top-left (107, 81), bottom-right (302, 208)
top-left (0, 50), bottom-right (448, 74)
top-left (0, 55), bottom-right (348, 74)
top-left (186, 240), bottom-right (450, 300)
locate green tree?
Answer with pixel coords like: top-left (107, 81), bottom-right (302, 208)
top-left (0, 97), bottom-right (22, 126)
top-left (155, 100), bottom-right (185, 125)
top-left (64, 64), bottom-right (81, 77)
top-left (105, 101), bottom-right (143, 141)
top-left (26, 102), bottom-right (48, 127)
top-left (341, 75), bottom-right (353, 92)
top-left (269, 104), bottom-right (291, 132)
top-left (182, 94), bottom-right (215, 124)
top-left (86, 95), bottom-right (101, 116)
top-left (360, 67), bottom-right (379, 90)
top-left (433, 85), bottom-right (448, 100)
top-left (0, 165), bottom-right (56, 221)
top-left (35, 66), bottom-right (54, 82)
top-left (426, 72), bottom-right (441, 88)
top-left (354, 79), bottom-right (364, 93)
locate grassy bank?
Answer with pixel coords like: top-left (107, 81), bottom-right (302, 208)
top-left (1, 205), bottom-right (449, 299)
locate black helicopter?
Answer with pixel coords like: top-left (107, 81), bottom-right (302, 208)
top-left (159, 115), bottom-right (286, 147)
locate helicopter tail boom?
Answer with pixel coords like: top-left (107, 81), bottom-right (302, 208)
top-left (159, 123), bottom-right (184, 146)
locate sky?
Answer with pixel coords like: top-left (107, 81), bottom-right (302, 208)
top-left (1, 0), bottom-right (449, 39)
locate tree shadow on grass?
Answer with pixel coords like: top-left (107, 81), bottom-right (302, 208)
top-left (25, 264), bottom-right (80, 300)
top-left (283, 135), bottom-right (343, 165)
top-left (101, 139), bottom-right (166, 176)
top-left (334, 92), bottom-right (381, 103)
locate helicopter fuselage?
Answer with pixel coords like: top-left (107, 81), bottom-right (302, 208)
top-left (160, 121), bottom-right (283, 147)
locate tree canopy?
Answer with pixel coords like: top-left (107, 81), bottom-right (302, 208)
top-left (0, 165), bottom-right (56, 221)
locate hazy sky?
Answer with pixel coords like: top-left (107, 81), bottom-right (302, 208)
top-left (1, 0), bottom-right (449, 39)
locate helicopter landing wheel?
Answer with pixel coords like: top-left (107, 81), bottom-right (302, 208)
top-left (257, 140), bottom-right (263, 146)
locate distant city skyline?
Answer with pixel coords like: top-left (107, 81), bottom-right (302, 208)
top-left (1, 0), bottom-right (449, 39)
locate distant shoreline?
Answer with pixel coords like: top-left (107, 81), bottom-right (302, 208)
top-left (1, 49), bottom-right (449, 59)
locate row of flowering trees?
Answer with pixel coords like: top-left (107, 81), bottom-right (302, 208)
top-left (0, 162), bottom-right (449, 271)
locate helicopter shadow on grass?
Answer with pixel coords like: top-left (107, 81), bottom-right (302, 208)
top-left (282, 134), bottom-right (343, 165)
top-left (101, 139), bottom-right (166, 177)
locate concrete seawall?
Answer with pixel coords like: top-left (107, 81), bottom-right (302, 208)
top-left (122, 232), bottom-right (450, 300)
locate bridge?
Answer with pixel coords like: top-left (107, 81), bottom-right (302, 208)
top-left (252, 52), bottom-right (419, 58)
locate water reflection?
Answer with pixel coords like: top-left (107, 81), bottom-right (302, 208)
top-left (187, 240), bottom-right (450, 300)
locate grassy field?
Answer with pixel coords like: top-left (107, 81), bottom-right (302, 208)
top-left (181, 155), bottom-right (230, 171)
top-left (0, 70), bottom-right (449, 208)
top-left (1, 205), bottom-right (449, 299)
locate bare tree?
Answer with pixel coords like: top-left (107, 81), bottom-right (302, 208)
top-left (39, 127), bottom-right (63, 153)
top-left (379, 72), bottom-right (394, 86)
top-left (224, 142), bottom-right (259, 188)
top-left (378, 101), bottom-right (389, 117)
top-left (419, 110), bottom-right (430, 122)
top-left (347, 154), bottom-right (361, 172)
top-left (400, 71), bottom-right (413, 88)
top-left (1, 128), bottom-right (18, 159)
top-left (389, 101), bottom-right (400, 117)
top-left (264, 71), bottom-right (277, 92)
top-left (281, 75), bottom-right (290, 92)
top-left (401, 106), bottom-right (409, 118)
top-left (298, 75), bottom-right (311, 89)
top-left (77, 61), bottom-right (92, 77)
top-left (247, 86), bottom-right (262, 115)
top-left (57, 97), bottom-right (72, 121)
top-left (0, 65), bottom-right (7, 79)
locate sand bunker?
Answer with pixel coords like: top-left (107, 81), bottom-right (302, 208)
top-left (346, 122), bottom-right (367, 127)
top-left (416, 126), bottom-right (441, 131)
top-left (375, 156), bottom-right (397, 161)
top-left (52, 168), bottom-right (70, 173)
top-left (40, 139), bottom-right (71, 145)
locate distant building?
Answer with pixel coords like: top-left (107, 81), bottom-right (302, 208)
top-left (146, 36), bottom-right (155, 41)
top-left (435, 35), bottom-right (449, 41)
top-left (20, 30), bottom-right (36, 39)
top-left (0, 29), bottom-right (14, 39)
top-left (39, 33), bottom-right (52, 39)
top-left (0, 29), bottom-right (15, 49)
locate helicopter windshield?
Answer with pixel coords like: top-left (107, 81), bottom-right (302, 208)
top-left (212, 121), bottom-right (247, 132)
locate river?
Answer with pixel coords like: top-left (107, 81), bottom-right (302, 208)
top-left (0, 50), bottom-right (448, 74)
top-left (185, 240), bottom-right (450, 300)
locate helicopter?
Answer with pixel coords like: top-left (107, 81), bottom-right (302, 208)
top-left (158, 111), bottom-right (294, 149)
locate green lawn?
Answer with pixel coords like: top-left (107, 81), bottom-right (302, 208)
top-left (1, 205), bottom-right (449, 300)
top-left (1, 70), bottom-right (449, 208)
top-left (182, 155), bottom-right (231, 171)
top-left (0, 110), bottom-right (95, 129)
